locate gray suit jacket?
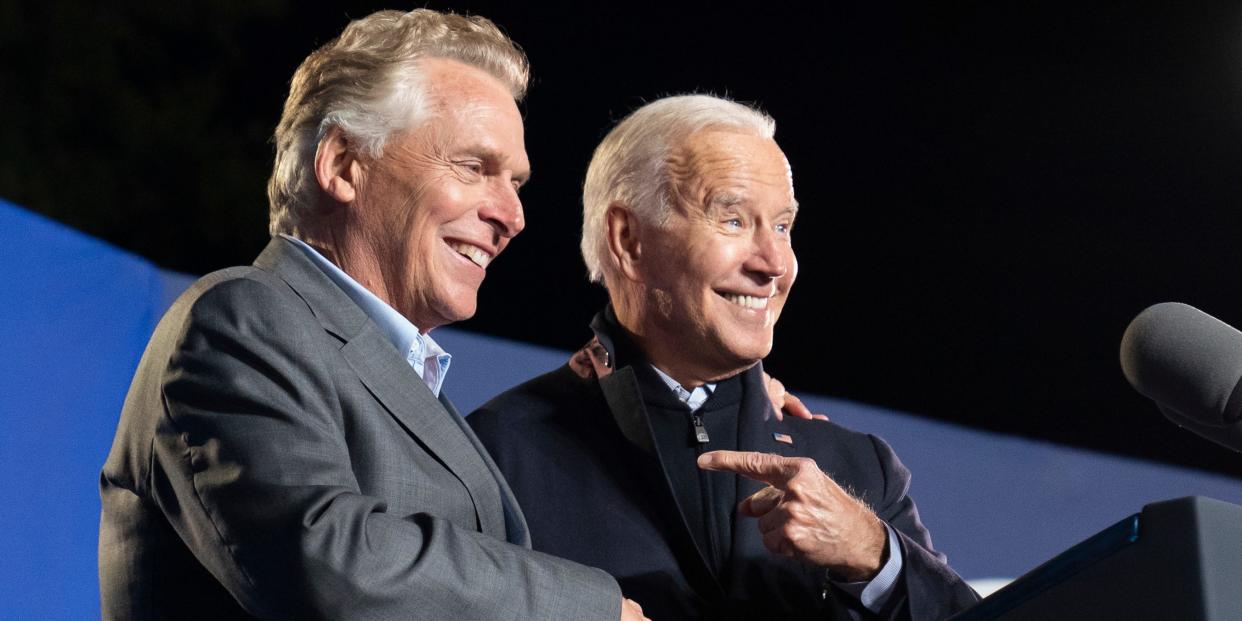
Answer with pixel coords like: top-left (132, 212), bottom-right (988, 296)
top-left (99, 237), bottom-right (620, 620)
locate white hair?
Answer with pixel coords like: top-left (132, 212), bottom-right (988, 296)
top-left (267, 9), bottom-right (529, 237)
top-left (580, 94), bottom-right (776, 284)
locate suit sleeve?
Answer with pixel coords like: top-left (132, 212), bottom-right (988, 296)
top-left (150, 277), bottom-right (621, 621)
top-left (866, 434), bottom-right (979, 621)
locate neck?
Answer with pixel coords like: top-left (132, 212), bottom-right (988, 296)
top-left (611, 291), bottom-right (745, 389)
top-left (295, 216), bottom-right (431, 332)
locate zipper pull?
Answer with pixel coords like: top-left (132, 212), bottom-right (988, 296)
top-left (691, 413), bottom-right (710, 444)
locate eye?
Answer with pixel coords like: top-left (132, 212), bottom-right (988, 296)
top-left (723, 217), bottom-right (744, 229)
top-left (457, 160), bottom-right (484, 175)
top-left (775, 222), bottom-right (792, 234)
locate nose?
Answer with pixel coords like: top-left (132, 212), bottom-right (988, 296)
top-left (481, 176), bottom-right (525, 239)
top-left (744, 227), bottom-right (790, 282)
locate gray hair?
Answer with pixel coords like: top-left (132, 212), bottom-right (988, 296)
top-left (580, 94), bottom-right (776, 284)
top-left (267, 9), bottom-right (530, 236)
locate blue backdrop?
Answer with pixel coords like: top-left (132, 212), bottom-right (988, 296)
top-left (3, 197), bottom-right (1241, 619)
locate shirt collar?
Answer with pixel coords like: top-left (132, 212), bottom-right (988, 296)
top-left (591, 306), bottom-right (718, 412)
top-left (649, 364), bottom-right (716, 413)
top-left (281, 234), bottom-right (451, 396)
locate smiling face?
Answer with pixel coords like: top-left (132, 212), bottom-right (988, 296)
top-left (629, 128), bottom-right (798, 383)
top-left (350, 58), bottom-right (529, 331)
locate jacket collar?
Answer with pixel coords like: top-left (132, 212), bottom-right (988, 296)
top-left (590, 306), bottom-right (786, 453)
top-left (587, 306), bottom-right (806, 586)
top-left (253, 236), bottom-right (368, 342)
top-left (251, 237), bottom-right (513, 542)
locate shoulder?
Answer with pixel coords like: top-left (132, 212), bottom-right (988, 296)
top-left (779, 416), bottom-right (883, 458)
top-left (172, 266), bottom-right (308, 324)
top-left (776, 416), bottom-right (908, 496)
top-left (142, 266), bottom-right (333, 394)
top-left (151, 266), bottom-right (322, 348)
top-left (110, 266), bottom-right (326, 482)
top-left (468, 365), bottom-right (608, 463)
top-left (470, 365), bottom-right (592, 430)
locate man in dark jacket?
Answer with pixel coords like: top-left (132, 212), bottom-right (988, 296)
top-left (469, 95), bottom-right (978, 620)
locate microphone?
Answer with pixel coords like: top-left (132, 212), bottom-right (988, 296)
top-left (1120, 302), bottom-right (1242, 452)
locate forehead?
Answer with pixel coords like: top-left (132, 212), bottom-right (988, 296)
top-left (670, 129), bottom-right (793, 205)
top-left (404, 58), bottom-right (529, 167)
top-left (421, 57), bottom-right (513, 104)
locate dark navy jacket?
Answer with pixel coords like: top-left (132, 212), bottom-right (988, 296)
top-left (469, 313), bottom-right (977, 620)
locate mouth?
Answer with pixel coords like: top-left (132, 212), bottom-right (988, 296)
top-left (719, 292), bottom-right (772, 310)
top-left (448, 241), bottom-right (494, 269)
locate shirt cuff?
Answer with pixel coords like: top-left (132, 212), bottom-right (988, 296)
top-left (830, 522), bottom-right (904, 613)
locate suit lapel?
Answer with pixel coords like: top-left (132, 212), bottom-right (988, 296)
top-left (255, 237), bottom-right (506, 540)
top-left (341, 327), bottom-right (505, 539)
top-left (598, 367), bottom-right (653, 452)
top-left (732, 364), bottom-right (800, 563)
top-left (440, 393), bottom-right (530, 547)
top-left (254, 237), bottom-right (367, 341)
top-left (599, 367), bottom-right (725, 600)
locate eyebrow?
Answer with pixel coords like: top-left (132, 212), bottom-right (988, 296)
top-left (706, 193), bottom-right (800, 215)
top-left (707, 193), bottom-right (744, 209)
top-left (471, 145), bottom-right (531, 182)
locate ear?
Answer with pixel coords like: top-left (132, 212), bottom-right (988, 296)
top-left (314, 125), bottom-right (359, 204)
top-left (605, 202), bottom-right (644, 283)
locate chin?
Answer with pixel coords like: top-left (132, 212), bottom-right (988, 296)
top-left (449, 303), bottom-right (478, 323)
top-left (713, 341), bottom-right (771, 370)
top-left (430, 297), bottom-right (478, 327)
top-left (727, 331), bottom-right (773, 357)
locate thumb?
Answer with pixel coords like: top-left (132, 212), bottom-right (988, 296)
top-left (739, 486), bottom-right (783, 517)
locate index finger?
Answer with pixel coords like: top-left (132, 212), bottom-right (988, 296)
top-left (697, 450), bottom-right (800, 486)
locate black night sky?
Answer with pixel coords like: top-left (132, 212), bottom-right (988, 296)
top-left (5, 0), bottom-right (1242, 476)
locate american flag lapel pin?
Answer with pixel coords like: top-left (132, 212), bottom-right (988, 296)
top-left (772, 432), bottom-right (793, 445)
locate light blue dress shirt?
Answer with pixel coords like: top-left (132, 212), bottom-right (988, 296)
top-left (282, 235), bottom-right (451, 397)
top-left (650, 362), bottom-right (902, 613)
top-left (650, 365), bottom-right (715, 411)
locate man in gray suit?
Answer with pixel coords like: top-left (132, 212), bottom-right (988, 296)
top-left (98, 9), bottom-right (645, 620)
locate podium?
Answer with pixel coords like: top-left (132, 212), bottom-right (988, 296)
top-left (950, 496), bottom-right (1242, 620)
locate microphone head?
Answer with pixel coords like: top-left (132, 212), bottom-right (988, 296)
top-left (1120, 302), bottom-right (1242, 427)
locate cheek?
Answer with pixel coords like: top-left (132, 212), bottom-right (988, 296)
top-left (397, 213), bottom-right (435, 263)
top-left (406, 174), bottom-right (472, 226)
top-left (432, 180), bottom-right (471, 209)
top-left (679, 250), bottom-right (723, 294)
top-left (703, 244), bottom-right (749, 281)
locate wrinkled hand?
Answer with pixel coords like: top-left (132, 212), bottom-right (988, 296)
top-left (698, 450), bottom-right (886, 581)
top-left (764, 372), bottom-right (829, 422)
top-left (620, 597), bottom-right (650, 621)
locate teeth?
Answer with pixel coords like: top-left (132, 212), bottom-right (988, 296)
top-left (450, 243), bottom-right (491, 268)
top-left (723, 294), bottom-right (769, 310)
